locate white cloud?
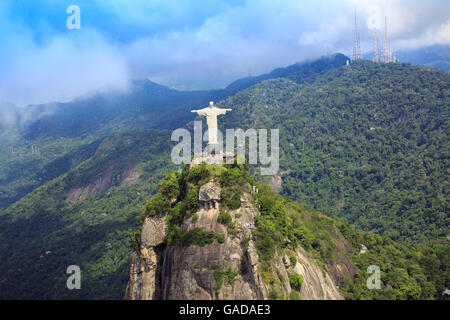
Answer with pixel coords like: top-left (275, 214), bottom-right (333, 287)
top-left (121, 0), bottom-right (450, 89)
top-left (351, 0), bottom-right (450, 48)
top-left (0, 29), bottom-right (130, 108)
top-left (0, 0), bottom-right (448, 114)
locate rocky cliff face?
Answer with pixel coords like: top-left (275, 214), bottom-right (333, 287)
top-left (125, 175), bottom-right (345, 300)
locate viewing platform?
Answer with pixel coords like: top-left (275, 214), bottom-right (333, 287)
top-left (190, 150), bottom-right (236, 168)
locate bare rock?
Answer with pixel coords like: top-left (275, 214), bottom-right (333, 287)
top-left (125, 247), bottom-right (162, 300)
top-left (360, 244), bottom-right (368, 254)
top-left (199, 182), bottom-right (221, 202)
top-left (283, 255), bottom-right (291, 268)
top-left (141, 216), bottom-right (167, 248)
top-left (293, 248), bottom-right (344, 300)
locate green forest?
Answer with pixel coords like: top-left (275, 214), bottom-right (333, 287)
top-left (220, 61), bottom-right (449, 243)
top-left (0, 129), bottom-right (175, 299)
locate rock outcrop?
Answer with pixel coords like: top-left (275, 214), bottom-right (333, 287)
top-left (125, 176), bottom-right (346, 300)
top-left (126, 215), bottom-right (167, 300)
top-left (141, 216), bottom-right (167, 248)
top-left (198, 181), bottom-right (221, 210)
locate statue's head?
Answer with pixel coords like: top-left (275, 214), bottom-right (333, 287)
top-left (209, 101), bottom-right (214, 108)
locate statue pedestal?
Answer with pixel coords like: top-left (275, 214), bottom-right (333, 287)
top-left (190, 148), bottom-right (235, 168)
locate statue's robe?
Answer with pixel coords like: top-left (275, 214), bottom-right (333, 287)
top-left (193, 107), bottom-right (231, 145)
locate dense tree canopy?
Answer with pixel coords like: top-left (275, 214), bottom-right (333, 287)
top-left (220, 61), bottom-right (449, 243)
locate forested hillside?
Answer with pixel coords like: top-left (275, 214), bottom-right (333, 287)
top-left (0, 129), bottom-right (175, 299)
top-left (0, 55), bottom-right (347, 210)
top-left (219, 61), bottom-right (449, 242)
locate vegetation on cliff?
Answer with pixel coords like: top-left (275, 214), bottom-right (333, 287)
top-left (132, 161), bottom-right (253, 249)
top-left (131, 163), bottom-right (448, 300)
top-left (254, 179), bottom-right (448, 299)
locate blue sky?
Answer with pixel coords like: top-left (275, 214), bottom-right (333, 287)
top-left (0, 0), bottom-right (449, 116)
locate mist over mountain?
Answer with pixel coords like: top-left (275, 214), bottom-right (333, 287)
top-left (396, 45), bottom-right (450, 72)
top-left (364, 45), bottom-right (450, 73)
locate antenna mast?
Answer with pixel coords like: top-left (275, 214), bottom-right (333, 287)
top-left (383, 16), bottom-right (391, 63)
top-left (353, 11), bottom-right (361, 61)
top-left (374, 31), bottom-right (380, 62)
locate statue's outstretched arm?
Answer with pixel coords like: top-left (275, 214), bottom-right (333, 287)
top-left (216, 108), bottom-right (232, 115)
top-left (192, 109), bottom-right (207, 116)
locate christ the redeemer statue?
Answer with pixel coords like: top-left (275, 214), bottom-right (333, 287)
top-left (191, 101), bottom-right (232, 145)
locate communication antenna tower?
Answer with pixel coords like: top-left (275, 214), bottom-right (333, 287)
top-left (383, 16), bottom-right (391, 63)
top-left (374, 31), bottom-right (380, 62)
top-left (353, 11), bottom-right (361, 61)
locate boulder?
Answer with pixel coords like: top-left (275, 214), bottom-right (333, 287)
top-left (198, 182), bottom-right (221, 202)
top-left (141, 216), bottom-right (167, 248)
